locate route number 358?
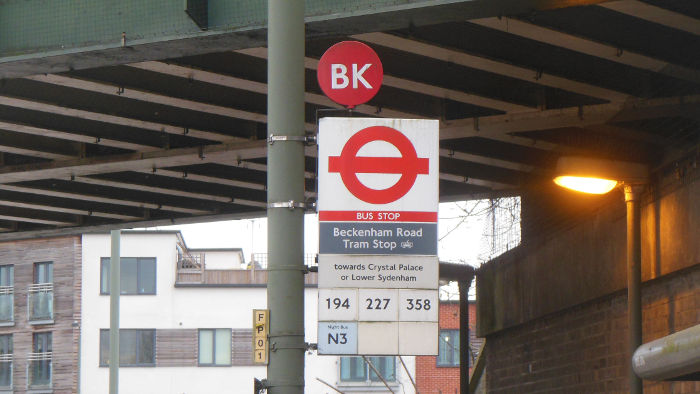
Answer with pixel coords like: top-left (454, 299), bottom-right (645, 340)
top-left (405, 298), bottom-right (431, 310)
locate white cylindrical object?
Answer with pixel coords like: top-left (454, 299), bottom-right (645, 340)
top-left (633, 324), bottom-right (700, 380)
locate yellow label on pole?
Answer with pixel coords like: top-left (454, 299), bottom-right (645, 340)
top-left (253, 309), bottom-right (269, 364)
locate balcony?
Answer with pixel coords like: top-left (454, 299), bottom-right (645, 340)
top-left (0, 354), bottom-right (11, 393)
top-left (0, 287), bottom-right (13, 327)
top-left (175, 251), bottom-right (318, 286)
top-left (27, 352), bottom-right (51, 393)
top-left (27, 284), bottom-right (53, 325)
top-left (175, 251), bottom-right (205, 284)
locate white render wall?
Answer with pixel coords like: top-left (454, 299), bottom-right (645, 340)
top-left (80, 232), bottom-right (415, 394)
top-left (193, 249), bottom-right (245, 269)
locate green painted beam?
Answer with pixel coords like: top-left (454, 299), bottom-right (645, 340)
top-left (0, 0), bottom-right (610, 79)
top-left (0, 0), bottom-right (457, 59)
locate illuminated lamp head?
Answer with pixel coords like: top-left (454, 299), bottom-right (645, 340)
top-left (553, 156), bottom-right (648, 194)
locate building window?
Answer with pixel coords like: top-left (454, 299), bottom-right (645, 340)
top-left (0, 334), bottom-right (12, 389)
top-left (0, 266), bottom-right (13, 287)
top-left (437, 329), bottom-right (460, 367)
top-left (100, 329), bottom-right (156, 367)
top-left (198, 329), bottom-right (231, 366)
top-left (29, 332), bottom-right (51, 388)
top-left (34, 262), bottom-right (53, 284)
top-left (340, 357), bottom-right (396, 383)
top-left (28, 262), bottom-right (54, 323)
top-left (0, 265), bottom-right (13, 325)
top-left (100, 257), bottom-right (156, 295)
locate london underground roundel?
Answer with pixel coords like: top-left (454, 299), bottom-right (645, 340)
top-left (317, 41), bottom-right (383, 108)
top-left (328, 126), bottom-right (429, 204)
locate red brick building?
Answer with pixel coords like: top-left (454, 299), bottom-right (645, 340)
top-left (416, 301), bottom-right (481, 394)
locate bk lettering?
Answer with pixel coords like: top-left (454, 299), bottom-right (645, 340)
top-left (331, 63), bottom-right (373, 89)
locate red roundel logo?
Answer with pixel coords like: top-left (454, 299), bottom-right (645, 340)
top-left (317, 41), bottom-right (383, 108)
top-left (328, 126), bottom-right (429, 204)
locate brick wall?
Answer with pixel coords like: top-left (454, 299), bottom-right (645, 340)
top-left (416, 302), bottom-right (481, 394)
top-left (485, 265), bottom-right (700, 393)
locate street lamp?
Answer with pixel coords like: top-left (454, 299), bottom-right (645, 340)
top-left (554, 156), bottom-right (648, 394)
top-left (553, 175), bottom-right (618, 194)
top-left (554, 156), bottom-right (647, 194)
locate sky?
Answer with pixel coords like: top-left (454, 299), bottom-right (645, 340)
top-left (148, 201), bottom-right (490, 267)
top-left (146, 201), bottom-right (495, 300)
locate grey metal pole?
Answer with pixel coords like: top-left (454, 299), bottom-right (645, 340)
top-left (266, 1), bottom-right (306, 393)
top-left (109, 230), bottom-right (121, 394)
top-left (624, 185), bottom-right (643, 394)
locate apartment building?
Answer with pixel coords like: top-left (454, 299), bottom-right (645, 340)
top-left (81, 231), bottom-right (417, 394)
top-left (0, 236), bottom-right (81, 394)
top-left (81, 231), bottom-right (264, 393)
top-left (0, 231), bottom-right (418, 393)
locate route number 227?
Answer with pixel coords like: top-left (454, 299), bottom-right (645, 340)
top-left (365, 298), bottom-right (390, 310)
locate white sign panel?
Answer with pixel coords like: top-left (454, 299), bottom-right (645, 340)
top-left (316, 117), bottom-right (439, 356)
top-left (357, 322), bottom-right (399, 355)
top-left (318, 254), bottom-right (438, 289)
top-left (318, 117), bottom-right (439, 215)
top-left (399, 322), bottom-right (439, 355)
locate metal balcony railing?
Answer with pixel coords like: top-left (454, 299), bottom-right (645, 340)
top-left (27, 284), bottom-right (53, 324)
top-left (174, 252), bottom-right (319, 286)
top-left (0, 287), bottom-right (13, 326)
top-left (176, 247), bottom-right (205, 284)
top-left (0, 354), bottom-right (11, 390)
top-left (27, 352), bottom-right (51, 389)
top-left (178, 253), bottom-right (204, 270)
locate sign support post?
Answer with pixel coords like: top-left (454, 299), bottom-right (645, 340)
top-left (109, 230), bottom-right (120, 394)
top-left (266, 1), bottom-right (306, 393)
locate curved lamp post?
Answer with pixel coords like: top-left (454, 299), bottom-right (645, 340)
top-left (554, 156), bottom-right (648, 394)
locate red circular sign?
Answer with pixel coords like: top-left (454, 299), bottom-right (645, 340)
top-left (328, 126), bottom-right (429, 204)
top-left (317, 41), bottom-right (383, 108)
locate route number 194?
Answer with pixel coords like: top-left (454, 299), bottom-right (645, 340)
top-left (326, 297), bottom-right (350, 309)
